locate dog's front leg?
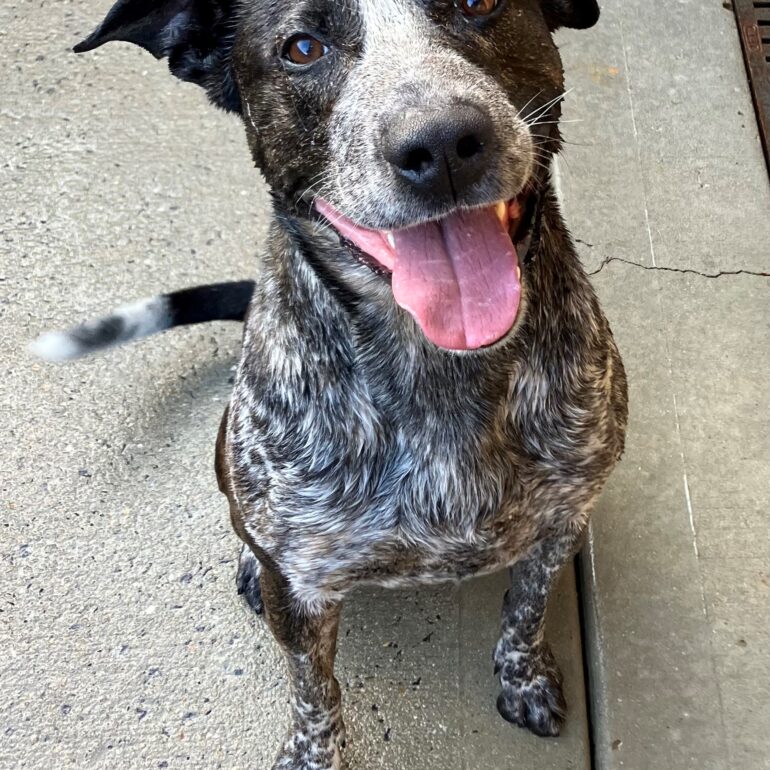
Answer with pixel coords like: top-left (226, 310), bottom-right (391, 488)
top-left (260, 565), bottom-right (345, 770)
top-left (494, 534), bottom-right (578, 738)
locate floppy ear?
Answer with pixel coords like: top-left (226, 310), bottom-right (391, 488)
top-left (542, 0), bottom-right (600, 30)
top-left (74, 0), bottom-right (240, 113)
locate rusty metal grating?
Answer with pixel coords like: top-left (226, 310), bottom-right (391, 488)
top-left (733, 0), bottom-right (770, 171)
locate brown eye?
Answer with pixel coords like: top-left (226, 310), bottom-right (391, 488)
top-left (283, 34), bottom-right (329, 66)
top-left (457, 0), bottom-right (500, 17)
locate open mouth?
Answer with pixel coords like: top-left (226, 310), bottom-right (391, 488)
top-left (315, 192), bottom-right (540, 351)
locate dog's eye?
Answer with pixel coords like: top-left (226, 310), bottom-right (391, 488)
top-left (283, 34), bottom-right (329, 66)
top-left (457, 0), bottom-right (500, 17)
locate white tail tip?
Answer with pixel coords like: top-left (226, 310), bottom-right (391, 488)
top-left (28, 331), bottom-right (85, 362)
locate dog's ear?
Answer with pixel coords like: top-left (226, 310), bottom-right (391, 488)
top-left (74, 0), bottom-right (240, 113)
top-left (541, 0), bottom-right (600, 30)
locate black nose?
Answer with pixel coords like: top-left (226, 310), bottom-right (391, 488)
top-left (381, 105), bottom-right (493, 199)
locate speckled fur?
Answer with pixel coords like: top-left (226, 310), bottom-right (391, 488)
top-left (78, 0), bottom-right (621, 768)
top-left (219, 192), bottom-right (627, 768)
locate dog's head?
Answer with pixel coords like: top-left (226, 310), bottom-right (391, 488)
top-left (77, 0), bottom-right (599, 351)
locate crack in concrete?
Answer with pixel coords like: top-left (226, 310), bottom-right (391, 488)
top-left (587, 255), bottom-right (770, 279)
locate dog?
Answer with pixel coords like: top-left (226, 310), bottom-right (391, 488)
top-left (33, 1), bottom-right (628, 768)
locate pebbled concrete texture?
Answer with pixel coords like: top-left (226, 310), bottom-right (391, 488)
top-left (2, 1), bottom-right (768, 770)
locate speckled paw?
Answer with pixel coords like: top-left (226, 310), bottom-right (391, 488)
top-left (495, 647), bottom-right (566, 737)
top-left (235, 544), bottom-right (263, 615)
top-left (272, 731), bottom-right (343, 770)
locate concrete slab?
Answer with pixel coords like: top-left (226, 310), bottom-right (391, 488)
top-left (559, 0), bottom-right (770, 275)
top-left (1, 1), bottom-right (590, 769)
top-left (559, 1), bottom-right (770, 768)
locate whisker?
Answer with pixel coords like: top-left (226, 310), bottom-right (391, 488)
top-left (515, 89), bottom-right (544, 121)
top-left (521, 87), bottom-right (573, 124)
top-left (530, 134), bottom-right (592, 148)
top-left (528, 119), bottom-right (583, 128)
top-left (298, 172), bottom-right (334, 204)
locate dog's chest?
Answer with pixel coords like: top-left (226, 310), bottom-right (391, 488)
top-left (228, 369), bottom-right (581, 598)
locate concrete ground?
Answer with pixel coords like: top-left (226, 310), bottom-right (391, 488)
top-left (1, 0), bottom-right (767, 768)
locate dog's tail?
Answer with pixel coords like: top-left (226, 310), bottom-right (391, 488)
top-left (29, 280), bottom-right (255, 362)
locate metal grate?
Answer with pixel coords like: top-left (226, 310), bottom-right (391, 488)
top-left (733, 1), bottom-right (770, 171)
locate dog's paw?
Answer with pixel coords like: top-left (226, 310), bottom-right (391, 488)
top-left (494, 644), bottom-right (566, 737)
top-left (272, 730), bottom-right (344, 770)
top-left (236, 544), bottom-right (263, 615)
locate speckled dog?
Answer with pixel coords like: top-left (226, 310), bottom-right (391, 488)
top-left (36, 0), bottom-right (627, 767)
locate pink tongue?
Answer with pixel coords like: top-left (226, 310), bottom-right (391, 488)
top-left (315, 200), bottom-right (520, 351)
top-left (392, 208), bottom-right (520, 350)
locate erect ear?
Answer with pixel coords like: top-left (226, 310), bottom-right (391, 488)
top-left (74, 0), bottom-right (240, 113)
top-left (541, 0), bottom-right (600, 30)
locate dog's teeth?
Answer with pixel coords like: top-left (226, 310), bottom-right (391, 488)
top-left (386, 232), bottom-right (396, 249)
top-left (516, 265), bottom-right (522, 282)
top-left (495, 201), bottom-right (507, 226)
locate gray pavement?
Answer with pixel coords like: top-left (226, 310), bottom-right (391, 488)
top-left (2, 1), bottom-right (768, 769)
